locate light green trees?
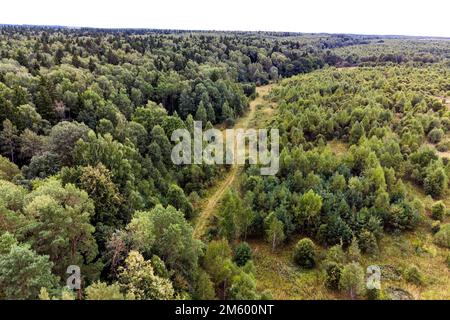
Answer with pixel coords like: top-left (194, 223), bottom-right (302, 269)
top-left (22, 179), bottom-right (99, 277)
top-left (295, 189), bottom-right (323, 228)
top-left (218, 190), bottom-right (254, 241)
top-left (265, 213), bottom-right (285, 251)
top-left (118, 251), bottom-right (173, 300)
top-left (126, 205), bottom-right (201, 284)
top-left (339, 262), bottom-right (365, 299)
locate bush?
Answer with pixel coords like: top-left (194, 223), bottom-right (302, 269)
top-left (325, 244), bottom-right (346, 265)
top-left (366, 288), bottom-right (381, 300)
top-left (431, 221), bottom-right (441, 234)
top-left (436, 141), bottom-right (450, 152)
top-left (347, 237), bottom-right (361, 262)
top-left (428, 128), bottom-right (444, 144)
top-left (233, 242), bottom-right (252, 267)
top-left (433, 223), bottom-right (450, 248)
top-left (325, 262), bottom-right (342, 290)
top-left (431, 201), bottom-right (446, 221)
top-left (293, 238), bottom-right (316, 268)
top-left (404, 265), bottom-right (424, 285)
top-left (358, 230), bottom-right (379, 255)
top-left (446, 254), bottom-right (450, 269)
top-left (339, 262), bottom-right (365, 299)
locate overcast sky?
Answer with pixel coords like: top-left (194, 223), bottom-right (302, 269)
top-left (0, 0), bottom-right (449, 37)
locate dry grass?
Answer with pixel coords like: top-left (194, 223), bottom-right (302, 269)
top-left (328, 139), bottom-right (349, 157)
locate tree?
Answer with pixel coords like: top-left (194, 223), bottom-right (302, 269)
top-left (229, 270), bottom-right (259, 300)
top-left (118, 251), bottom-right (174, 300)
top-left (0, 119), bottom-right (19, 163)
top-left (167, 184), bottom-right (194, 218)
top-left (349, 121), bottom-right (365, 145)
top-left (358, 230), bottom-right (379, 255)
top-left (295, 189), bottom-right (323, 228)
top-left (433, 223), bottom-right (450, 248)
top-left (428, 128), bottom-right (444, 144)
top-left (192, 269), bottom-right (216, 300)
top-left (265, 213), bottom-right (285, 251)
top-left (325, 262), bottom-right (342, 291)
top-left (85, 281), bottom-right (134, 300)
top-left (0, 243), bottom-right (58, 299)
top-left (135, 205), bottom-right (201, 283)
top-left (23, 179), bottom-right (99, 278)
top-left (79, 164), bottom-right (123, 226)
top-left (23, 152), bottom-right (61, 179)
top-left (431, 201), bottom-right (446, 221)
top-left (347, 237), bottom-right (361, 262)
top-left (0, 155), bottom-right (20, 181)
top-left (233, 242), bottom-right (252, 267)
top-left (203, 239), bottom-right (236, 298)
top-left (126, 210), bottom-right (155, 254)
top-left (424, 163), bottom-right (448, 197)
top-left (49, 121), bottom-right (89, 166)
top-left (195, 101), bottom-right (208, 123)
top-left (35, 76), bottom-right (56, 123)
top-left (19, 129), bottom-right (46, 161)
top-left (293, 238), bottom-right (316, 268)
top-left (339, 262), bottom-right (365, 299)
top-left (218, 191), bottom-right (238, 240)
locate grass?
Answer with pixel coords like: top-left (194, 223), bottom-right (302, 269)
top-left (249, 179), bottom-right (449, 300)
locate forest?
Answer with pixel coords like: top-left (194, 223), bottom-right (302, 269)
top-left (0, 25), bottom-right (449, 300)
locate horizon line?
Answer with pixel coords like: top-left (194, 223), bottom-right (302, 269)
top-left (1, 23), bottom-right (450, 40)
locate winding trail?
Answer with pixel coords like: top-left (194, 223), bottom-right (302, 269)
top-left (193, 84), bottom-right (275, 239)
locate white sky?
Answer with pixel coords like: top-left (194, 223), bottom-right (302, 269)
top-left (0, 0), bottom-right (449, 37)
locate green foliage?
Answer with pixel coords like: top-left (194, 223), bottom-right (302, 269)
top-left (264, 213), bottom-right (285, 251)
top-left (86, 281), bottom-right (134, 300)
top-left (22, 179), bottom-right (99, 277)
top-left (431, 201), bottom-right (446, 221)
top-left (339, 262), bottom-right (365, 299)
top-left (118, 251), bottom-right (174, 300)
top-left (233, 242), bottom-right (252, 267)
top-left (0, 243), bottom-right (58, 299)
top-left (347, 237), bottom-right (361, 262)
top-left (293, 238), bottom-right (316, 269)
top-left (433, 223), bottom-right (450, 248)
top-left (404, 265), bottom-right (424, 286)
top-left (0, 155), bottom-right (20, 181)
top-left (324, 262), bottom-right (342, 291)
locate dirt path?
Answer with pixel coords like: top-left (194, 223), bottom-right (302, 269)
top-left (193, 84), bottom-right (275, 239)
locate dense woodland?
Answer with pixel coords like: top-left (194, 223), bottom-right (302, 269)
top-left (0, 26), bottom-right (449, 300)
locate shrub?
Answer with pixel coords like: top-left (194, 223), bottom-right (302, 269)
top-left (433, 223), bottom-right (450, 248)
top-left (436, 141), bottom-right (450, 152)
top-left (366, 287), bottom-right (381, 300)
top-left (431, 201), bottom-right (446, 221)
top-left (404, 265), bottom-right (424, 285)
top-left (428, 128), bottom-right (444, 144)
top-left (339, 262), bottom-right (365, 299)
top-left (358, 230), bottom-right (379, 255)
top-left (325, 244), bottom-right (346, 265)
top-left (325, 262), bottom-right (342, 291)
top-left (431, 221), bottom-right (441, 234)
top-left (233, 242), bottom-right (252, 267)
top-left (293, 238), bottom-right (316, 268)
top-left (446, 254), bottom-right (450, 269)
top-left (347, 237), bottom-right (361, 262)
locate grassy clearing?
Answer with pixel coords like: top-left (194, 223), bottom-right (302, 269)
top-left (328, 139), bottom-right (349, 157)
